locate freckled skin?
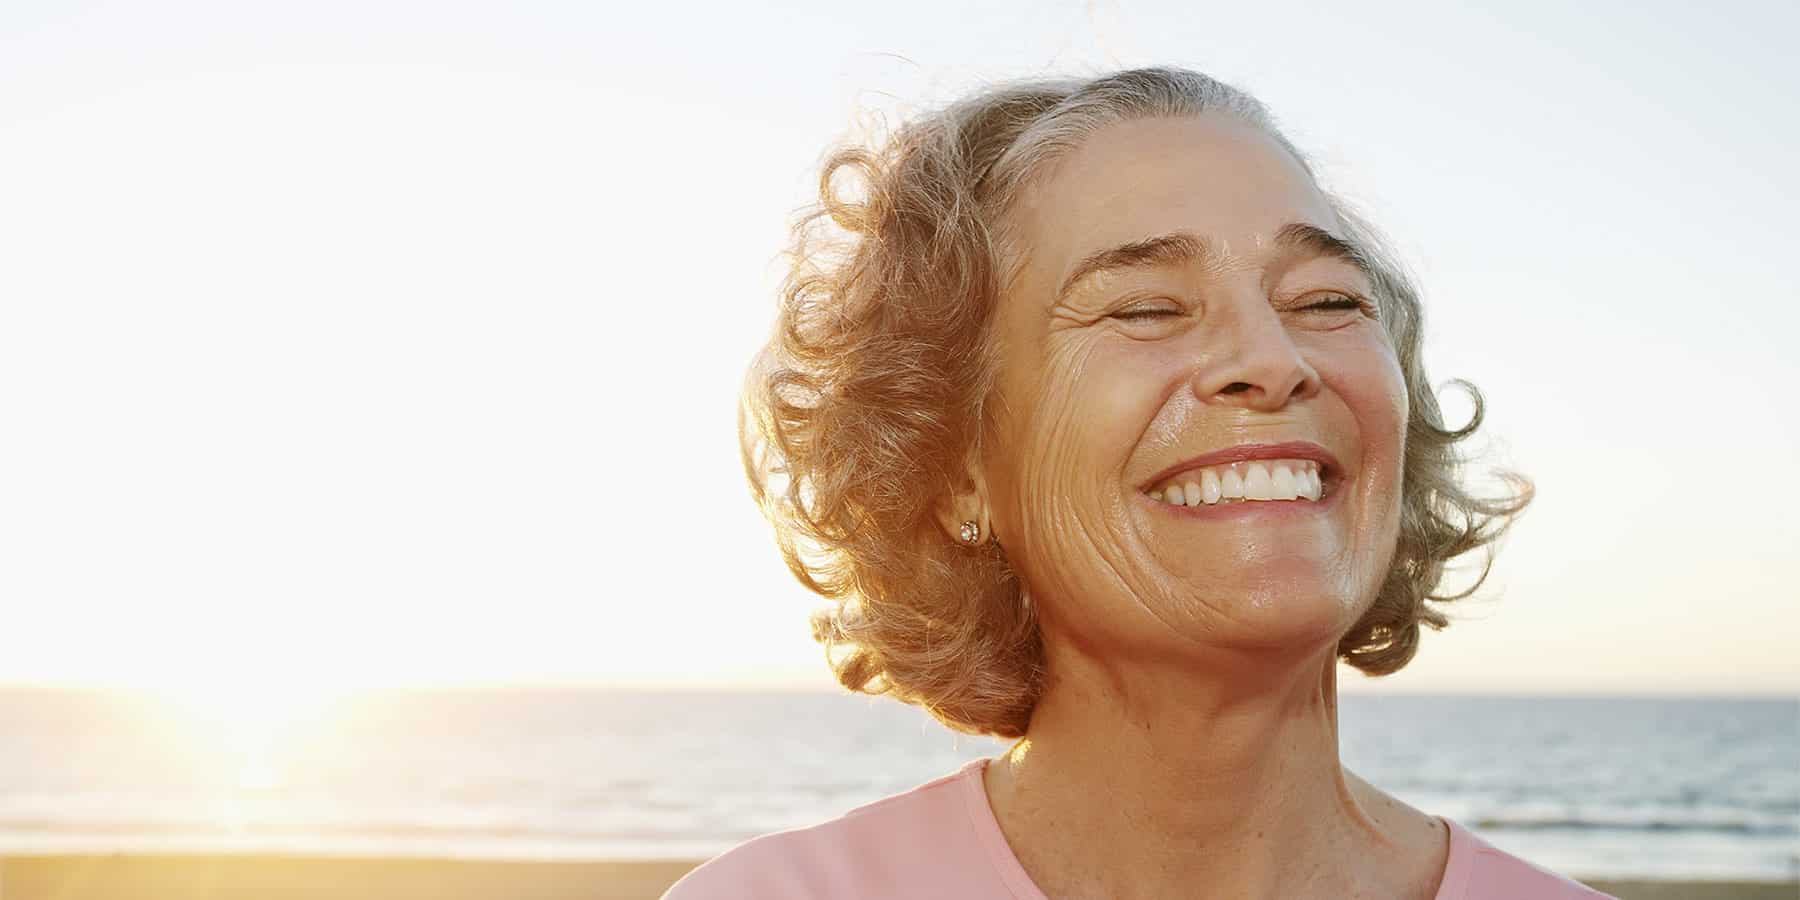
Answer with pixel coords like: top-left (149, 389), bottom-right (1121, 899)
top-left (969, 115), bottom-right (1442, 899)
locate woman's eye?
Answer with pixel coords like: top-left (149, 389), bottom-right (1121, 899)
top-left (1111, 307), bottom-right (1179, 322)
top-left (1305, 293), bottom-right (1373, 313)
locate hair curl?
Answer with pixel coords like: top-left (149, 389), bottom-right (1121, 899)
top-left (739, 66), bottom-right (1534, 739)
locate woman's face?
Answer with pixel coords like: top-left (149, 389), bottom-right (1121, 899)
top-left (982, 114), bottom-right (1407, 662)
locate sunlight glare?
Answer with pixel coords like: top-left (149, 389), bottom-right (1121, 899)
top-left (141, 669), bottom-right (358, 791)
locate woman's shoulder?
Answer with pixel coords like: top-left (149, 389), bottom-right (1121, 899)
top-left (660, 758), bottom-right (1009, 900)
top-left (1438, 816), bottom-right (1618, 900)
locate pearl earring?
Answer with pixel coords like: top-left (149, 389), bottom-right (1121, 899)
top-left (959, 521), bottom-right (981, 544)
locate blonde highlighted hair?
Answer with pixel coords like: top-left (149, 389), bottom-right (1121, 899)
top-left (739, 67), bottom-right (1533, 738)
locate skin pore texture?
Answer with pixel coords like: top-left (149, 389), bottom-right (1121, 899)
top-left (949, 115), bottom-right (1448, 899)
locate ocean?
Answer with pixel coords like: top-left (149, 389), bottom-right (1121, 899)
top-left (0, 687), bottom-right (1792, 882)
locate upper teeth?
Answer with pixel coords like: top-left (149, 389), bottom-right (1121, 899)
top-left (1147, 459), bottom-right (1325, 506)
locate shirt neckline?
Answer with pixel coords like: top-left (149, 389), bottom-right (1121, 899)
top-left (954, 757), bottom-right (1050, 900)
top-left (951, 755), bottom-right (1471, 900)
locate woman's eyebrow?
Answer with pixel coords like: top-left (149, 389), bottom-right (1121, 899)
top-left (1056, 222), bottom-right (1376, 303)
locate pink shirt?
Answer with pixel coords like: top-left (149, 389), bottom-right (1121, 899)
top-left (663, 757), bottom-right (1615, 899)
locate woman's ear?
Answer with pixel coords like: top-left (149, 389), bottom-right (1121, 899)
top-left (934, 450), bottom-right (993, 546)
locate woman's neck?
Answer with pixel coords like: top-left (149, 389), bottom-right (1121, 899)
top-left (981, 643), bottom-right (1445, 900)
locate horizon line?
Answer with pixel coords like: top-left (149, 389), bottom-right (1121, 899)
top-left (0, 679), bottom-right (1791, 702)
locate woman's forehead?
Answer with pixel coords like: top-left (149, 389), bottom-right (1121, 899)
top-left (1012, 116), bottom-right (1338, 289)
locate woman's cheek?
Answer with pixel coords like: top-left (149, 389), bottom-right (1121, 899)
top-left (1359, 331), bottom-right (1407, 422)
top-left (1321, 333), bottom-right (1406, 439)
top-left (992, 341), bottom-right (1088, 562)
top-left (1042, 343), bottom-right (1164, 509)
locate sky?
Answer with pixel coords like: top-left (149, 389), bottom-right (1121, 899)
top-left (0, 0), bottom-right (1794, 701)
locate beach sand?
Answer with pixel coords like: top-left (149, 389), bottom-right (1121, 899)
top-left (0, 855), bottom-right (1792, 899)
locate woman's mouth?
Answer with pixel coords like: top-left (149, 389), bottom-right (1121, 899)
top-left (1143, 458), bottom-right (1332, 508)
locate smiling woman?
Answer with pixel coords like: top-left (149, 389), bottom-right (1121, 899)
top-left (669, 67), bottom-right (1599, 899)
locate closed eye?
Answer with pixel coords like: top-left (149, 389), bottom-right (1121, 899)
top-left (1110, 307), bottom-right (1180, 321)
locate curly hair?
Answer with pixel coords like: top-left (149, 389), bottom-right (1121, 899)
top-left (738, 66), bottom-right (1534, 739)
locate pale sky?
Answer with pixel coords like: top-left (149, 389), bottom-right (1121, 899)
top-left (1, 0), bottom-right (1794, 700)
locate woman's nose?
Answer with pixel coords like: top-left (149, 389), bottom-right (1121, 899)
top-left (1188, 301), bottom-right (1321, 411)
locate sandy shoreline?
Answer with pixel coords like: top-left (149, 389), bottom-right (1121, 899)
top-left (0, 854), bottom-right (1792, 899)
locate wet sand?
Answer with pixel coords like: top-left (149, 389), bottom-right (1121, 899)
top-left (0, 854), bottom-right (1792, 899)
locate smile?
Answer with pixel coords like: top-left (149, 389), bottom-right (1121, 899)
top-left (1145, 459), bottom-right (1325, 507)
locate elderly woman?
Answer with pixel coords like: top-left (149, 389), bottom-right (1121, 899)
top-left (667, 67), bottom-right (1607, 899)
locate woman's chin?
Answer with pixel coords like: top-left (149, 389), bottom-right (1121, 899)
top-left (1153, 549), bottom-right (1356, 589)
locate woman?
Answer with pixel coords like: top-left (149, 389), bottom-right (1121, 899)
top-left (669, 67), bottom-right (1609, 899)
